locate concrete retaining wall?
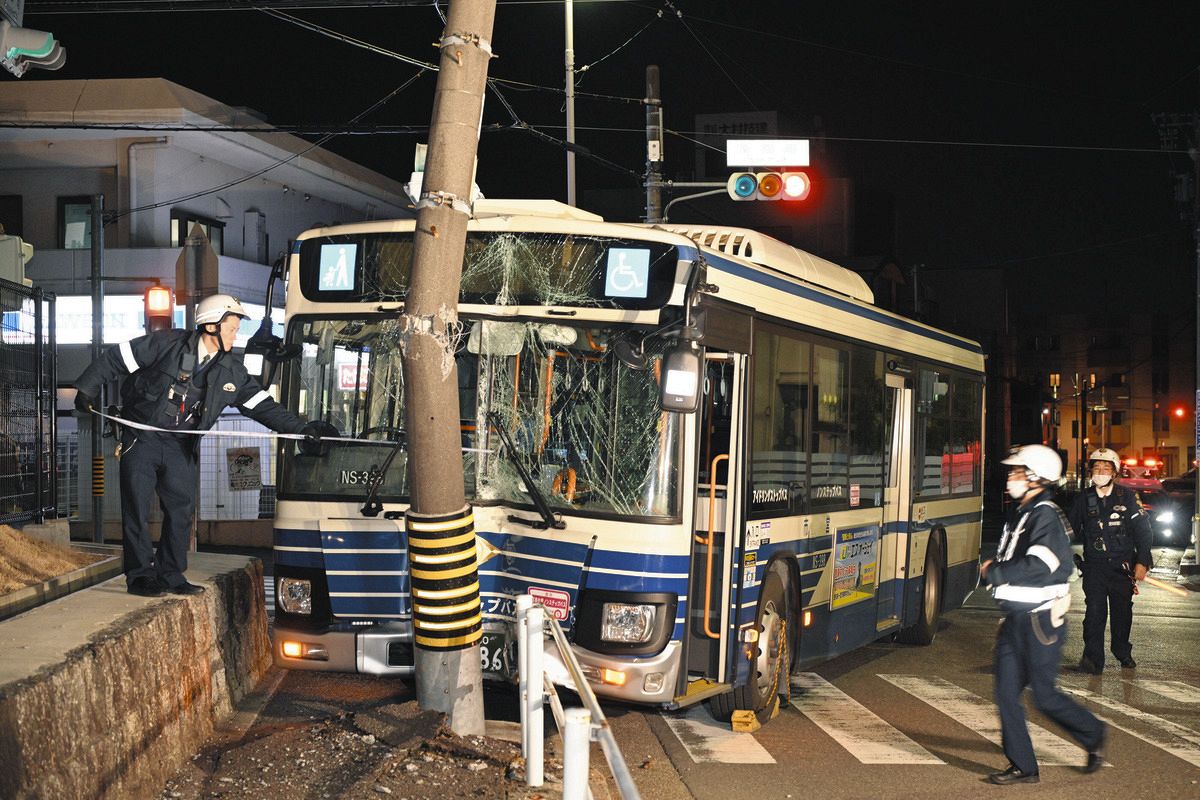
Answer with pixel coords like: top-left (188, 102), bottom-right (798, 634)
top-left (0, 553), bottom-right (271, 799)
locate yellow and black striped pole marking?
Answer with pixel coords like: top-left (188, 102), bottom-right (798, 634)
top-left (92, 456), bottom-right (105, 496)
top-left (407, 505), bottom-right (482, 651)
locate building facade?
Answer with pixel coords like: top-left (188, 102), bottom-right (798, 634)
top-left (0, 78), bottom-right (412, 541)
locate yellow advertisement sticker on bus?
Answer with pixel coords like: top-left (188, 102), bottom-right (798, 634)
top-left (831, 523), bottom-right (879, 610)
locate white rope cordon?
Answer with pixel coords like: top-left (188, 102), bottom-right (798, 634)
top-left (89, 409), bottom-right (493, 454)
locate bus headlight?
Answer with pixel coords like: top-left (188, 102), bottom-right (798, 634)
top-left (600, 603), bottom-right (656, 643)
top-left (1156, 510), bottom-right (1175, 523)
top-left (278, 577), bottom-right (313, 615)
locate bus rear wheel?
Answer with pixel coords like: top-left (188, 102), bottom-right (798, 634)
top-left (709, 571), bottom-right (791, 723)
top-left (898, 534), bottom-right (943, 645)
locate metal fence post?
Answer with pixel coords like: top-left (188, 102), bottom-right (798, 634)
top-left (562, 707), bottom-right (592, 799)
top-left (525, 603), bottom-right (545, 787)
top-left (516, 594), bottom-right (532, 759)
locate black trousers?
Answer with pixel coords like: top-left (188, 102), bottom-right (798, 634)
top-left (1081, 557), bottom-right (1136, 667)
top-left (994, 610), bottom-right (1104, 774)
top-left (118, 432), bottom-right (198, 588)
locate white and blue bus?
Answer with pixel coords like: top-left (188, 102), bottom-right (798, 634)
top-left (269, 199), bottom-right (985, 722)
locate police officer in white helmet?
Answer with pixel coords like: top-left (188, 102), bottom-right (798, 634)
top-left (1069, 447), bottom-right (1153, 674)
top-left (73, 293), bottom-right (336, 597)
top-left (980, 444), bottom-right (1106, 784)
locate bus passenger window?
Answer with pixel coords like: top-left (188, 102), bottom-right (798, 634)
top-left (750, 330), bottom-right (809, 516)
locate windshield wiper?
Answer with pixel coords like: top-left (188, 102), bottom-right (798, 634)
top-left (485, 411), bottom-right (565, 530)
top-left (360, 432), bottom-right (408, 518)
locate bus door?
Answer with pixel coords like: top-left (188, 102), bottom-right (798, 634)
top-left (877, 372), bottom-right (912, 627)
top-left (687, 352), bottom-right (745, 684)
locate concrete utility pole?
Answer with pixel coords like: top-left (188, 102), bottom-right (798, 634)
top-left (401, 0), bottom-right (496, 736)
top-left (645, 65), bottom-right (664, 223)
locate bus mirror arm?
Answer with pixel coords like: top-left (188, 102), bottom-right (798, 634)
top-left (486, 411), bottom-right (565, 530)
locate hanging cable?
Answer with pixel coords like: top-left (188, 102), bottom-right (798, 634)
top-left (105, 74), bottom-right (426, 222)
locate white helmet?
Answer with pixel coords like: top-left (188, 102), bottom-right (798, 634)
top-left (195, 294), bottom-right (249, 327)
top-left (1087, 448), bottom-right (1121, 471)
top-left (1001, 444), bottom-right (1063, 483)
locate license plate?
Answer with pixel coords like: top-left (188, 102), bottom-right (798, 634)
top-left (480, 631), bottom-right (507, 674)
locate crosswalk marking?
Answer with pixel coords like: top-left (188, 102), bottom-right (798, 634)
top-left (1131, 680), bottom-right (1200, 704)
top-left (661, 705), bottom-right (776, 764)
top-left (879, 674), bottom-right (1089, 766)
top-left (789, 673), bottom-right (944, 764)
top-left (1063, 683), bottom-right (1200, 767)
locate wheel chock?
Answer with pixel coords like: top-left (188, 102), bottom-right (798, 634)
top-left (730, 710), bottom-right (760, 733)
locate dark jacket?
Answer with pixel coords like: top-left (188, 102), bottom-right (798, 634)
top-left (1068, 483), bottom-right (1152, 568)
top-left (986, 490), bottom-right (1075, 616)
top-left (74, 329), bottom-right (306, 446)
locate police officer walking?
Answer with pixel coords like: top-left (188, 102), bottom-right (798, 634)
top-left (981, 445), bottom-right (1106, 785)
top-left (74, 294), bottom-right (335, 597)
top-left (1069, 448), bottom-right (1153, 674)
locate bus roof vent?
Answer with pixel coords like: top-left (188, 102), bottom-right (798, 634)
top-left (659, 225), bottom-right (873, 303)
top-left (473, 199), bottom-right (605, 222)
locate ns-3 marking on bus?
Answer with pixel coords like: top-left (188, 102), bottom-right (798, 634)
top-left (339, 469), bottom-right (384, 485)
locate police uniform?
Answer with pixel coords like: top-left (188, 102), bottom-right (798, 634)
top-left (985, 490), bottom-right (1105, 778)
top-left (1068, 483), bottom-right (1153, 670)
top-left (75, 329), bottom-right (308, 590)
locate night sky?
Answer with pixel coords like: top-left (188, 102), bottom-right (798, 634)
top-left (15, 1), bottom-right (1200, 317)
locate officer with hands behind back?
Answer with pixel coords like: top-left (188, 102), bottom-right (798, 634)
top-left (980, 444), bottom-right (1106, 785)
top-left (74, 294), bottom-right (337, 598)
top-left (1069, 447), bottom-right (1153, 674)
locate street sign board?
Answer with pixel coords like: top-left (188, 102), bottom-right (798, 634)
top-left (726, 139), bottom-right (810, 168)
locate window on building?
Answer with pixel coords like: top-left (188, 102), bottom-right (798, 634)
top-left (170, 211), bottom-right (224, 255)
top-left (57, 196), bottom-right (93, 249)
top-left (0, 195), bottom-right (23, 237)
top-left (1112, 411), bottom-right (1125, 426)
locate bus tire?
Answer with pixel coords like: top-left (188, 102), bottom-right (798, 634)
top-left (898, 533), bottom-right (943, 645)
top-left (708, 570), bottom-right (792, 724)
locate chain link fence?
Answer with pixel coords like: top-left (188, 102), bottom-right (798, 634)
top-left (0, 279), bottom-right (56, 525)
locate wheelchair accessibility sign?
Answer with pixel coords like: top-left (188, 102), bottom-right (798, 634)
top-left (604, 247), bottom-right (650, 299)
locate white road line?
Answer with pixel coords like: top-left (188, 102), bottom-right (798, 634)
top-left (661, 705), bottom-right (776, 764)
top-left (1063, 683), bottom-right (1200, 767)
top-left (879, 674), bottom-right (1088, 766)
top-left (790, 673), bottom-right (944, 764)
top-left (1130, 680), bottom-right (1200, 704)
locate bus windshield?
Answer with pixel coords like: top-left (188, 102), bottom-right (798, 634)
top-left (278, 316), bottom-right (681, 519)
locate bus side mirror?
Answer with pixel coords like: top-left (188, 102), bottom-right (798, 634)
top-left (660, 341), bottom-right (702, 413)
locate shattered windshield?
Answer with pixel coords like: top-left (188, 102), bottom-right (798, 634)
top-left (278, 316), bottom-right (681, 520)
top-left (298, 231), bottom-right (679, 310)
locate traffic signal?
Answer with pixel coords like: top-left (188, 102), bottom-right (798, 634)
top-left (726, 171), bottom-right (811, 201)
top-left (0, 21), bottom-right (65, 77)
top-left (144, 285), bottom-right (174, 334)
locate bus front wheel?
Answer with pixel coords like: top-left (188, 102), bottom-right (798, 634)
top-left (709, 571), bottom-right (792, 724)
top-left (898, 533), bottom-right (943, 645)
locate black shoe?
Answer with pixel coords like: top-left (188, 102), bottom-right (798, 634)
top-left (988, 765), bottom-right (1040, 785)
top-left (166, 581), bottom-right (205, 596)
top-left (1084, 725), bottom-right (1106, 774)
top-left (1119, 657), bottom-right (1136, 669)
top-left (127, 576), bottom-right (166, 597)
top-left (1078, 657), bottom-right (1103, 675)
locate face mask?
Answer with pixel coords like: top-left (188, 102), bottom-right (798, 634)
top-left (1092, 473), bottom-right (1112, 488)
top-left (1006, 479), bottom-right (1028, 500)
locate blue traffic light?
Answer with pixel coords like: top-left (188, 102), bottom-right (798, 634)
top-left (730, 173), bottom-right (758, 200)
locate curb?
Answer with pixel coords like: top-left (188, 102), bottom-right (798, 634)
top-left (0, 544), bottom-right (122, 623)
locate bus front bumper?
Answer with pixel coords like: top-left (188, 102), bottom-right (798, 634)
top-left (541, 639), bottom-right (682, 705)
top-left (273, 622), bottom-right (414, 676)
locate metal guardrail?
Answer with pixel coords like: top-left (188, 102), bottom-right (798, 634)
top-left (517, 594), bottom-right (642, 800)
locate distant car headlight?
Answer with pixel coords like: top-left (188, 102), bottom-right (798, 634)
top-left (1156, 510), bottom-right (1175, 523)
top-left (600, 602), bottom-right (656, 643)
top-left (278, 577), bottom-right (313, 615)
